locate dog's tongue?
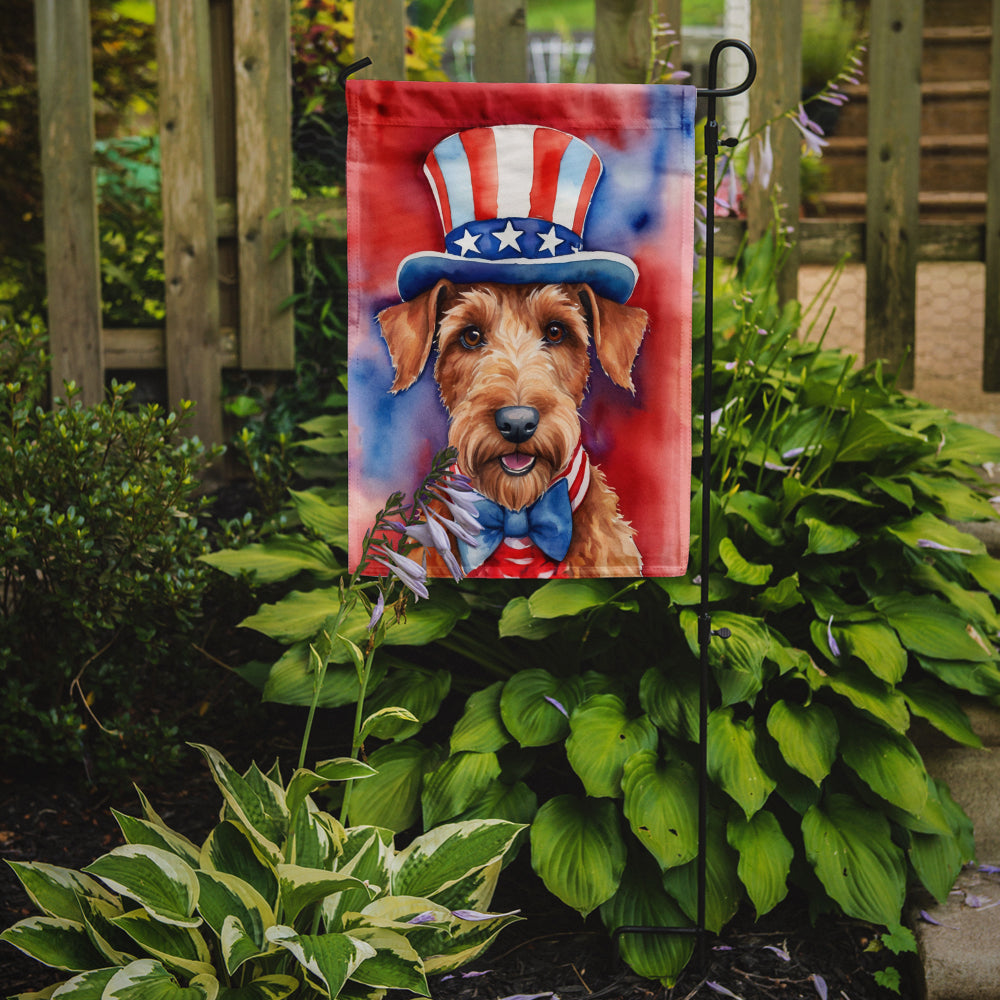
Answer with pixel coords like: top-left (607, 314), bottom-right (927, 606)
top-left (501, 452), bottom-right (535, 473)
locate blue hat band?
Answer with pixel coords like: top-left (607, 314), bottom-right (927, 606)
top-left (445, 218), bottom-right (583, 262)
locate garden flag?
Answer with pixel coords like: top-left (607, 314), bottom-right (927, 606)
top-left (347, 80), bottom-right (696, 578)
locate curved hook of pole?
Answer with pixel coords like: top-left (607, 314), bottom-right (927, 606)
top-left (337, 57), bottom-right (373, 90)
top-left (696, 39), bottom-right (756, 98)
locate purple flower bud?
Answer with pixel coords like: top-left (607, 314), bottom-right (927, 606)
top-left (827, 616), bottom-right (841, 658)
top-left (544, 695), bottom-right (569, 718)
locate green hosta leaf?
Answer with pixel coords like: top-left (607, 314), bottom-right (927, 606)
top-left (839, 718), bottom-right (929, 816)
top-left (499, 670), bottom-right (584, 747)
top-left (727, 811), bottom-right (793, 918)
top-left (599, 853), bottom-right (694, 987)
top-left (0, 916), bottom-right (107, 971)
top-left (639, 664), bottom-right (699, 742)
top-left (865, 474), bottom-right (914, 509)
top-left (191, 746), bottom-right (287, 862)
top-left (5, 862), bottom-right (118, 922)
top-left (83, 846), bottom-right (200, 928)
top-left (392, 820), bottom-right (524, 901)
top-left (901, 680), bottom-right (982, 748)
top-left (566, 695), bottom-right (658, 798)
top-left (527, 578), bottom-right (619, 618)
top-left (835, 410), bottom-right (927, 463)
top-left (200, 535), bottom-right (341, 584)
top-left (195, 871), bottom-right (273, 974)
top-left (755, 573), bottom-right (804, 614)
top-left (718, 537), bottom-right (772, 585)
top-left (808, 661), bottom-right (910, 732)
top-left (288, 489), bottom-right (348, 546)
top-left (661, 810), bottom-right (741, 933)
top-left (346, 926), bottom-right (428, 994)
top-left (935, 421), bottom-right (1000, 464)
top-left (803, 517), bottom-right (859, 556)
top-left (724, 490), bottom-right (784, 545)
top-left (111, 908), bottom-right (214, 978)
top-left (911, 562), bottom-right (1000, 633)
top-left (906, 472), bottom-right (998, 522)
top-left (260, 643), bottom-right (386, 709)
top-left (765, 700), bottom-right (838, 786)
top-left (621, 751), bottom-right (698, 871)
top-left (362, 667), bottom-right (451, 740)
top-left (450, 682), bottom-right (511, 754)
top-left (886, 512), bottom-right (985, 556)
top-left (966, 553), bottom-right (1000, 597)
top-left (530, 795), bottom-right (626, 917)
top-left (421, 751), bottom-right (502, 828)
top-left (265, 926), bottom-right (375, 997)
top-left (802, 793), bottom-right (906, 926)
top-left (112, 812), bottom-right (201, 868)
top-left (707, 708), bottom-right (776, 819)
top-left (874, 594), bottom-right (995, 662)
top-left (835, 621), bottom-right (907, 684)
top-left (347, 740), bottom-right (442, 832)
top-left (916, 655), bottom-right (1000, 697)
top-left (216, 975), bottom-right (299, 999)
top-left (655, 573), bottom-right (737, 606)
top-left (277, 865), bottom-right (374, 925)
top-left (200, 822), bottom-right (278, 910)
top-left (497, 596), bottom-right (564, 639)
top-left (103, 959), bottom-right (218, 999)
top-left (909, 828), bottom-right (965, 905)
top-left (680, 610), bottom-right (770, 706)
top-left (453, 779), bottom-right (538, 827)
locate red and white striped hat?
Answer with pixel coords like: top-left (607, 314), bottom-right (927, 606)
top-left (396, 125), bottom-right (638, 304)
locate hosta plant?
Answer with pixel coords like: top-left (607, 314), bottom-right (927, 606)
top-left (1, 744), bottom-right (523, 999)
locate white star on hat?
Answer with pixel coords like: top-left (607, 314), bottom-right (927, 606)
top-left (453, 229), bottom-right (481, 257)
top-left (493, 220), bottom-right (524, 252)
top-left (538, 226), bottom-right (564, 256)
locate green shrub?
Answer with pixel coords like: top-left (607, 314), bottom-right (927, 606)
top-left (1, 743), bottom-right (524, 998)
top-left (0, 317), bottom-right (220, 784)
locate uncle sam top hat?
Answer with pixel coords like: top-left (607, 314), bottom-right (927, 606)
top-left (395, 124), bottom-right (639, 305)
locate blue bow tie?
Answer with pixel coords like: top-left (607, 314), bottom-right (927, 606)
top-left (458, 478), bottom-right (573, 573)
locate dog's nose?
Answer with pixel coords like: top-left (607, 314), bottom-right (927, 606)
top-left (495, 406), bottom-right (539, 444)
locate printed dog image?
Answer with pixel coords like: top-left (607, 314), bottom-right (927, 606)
top-left (378, 279), bottom-right (648, 577)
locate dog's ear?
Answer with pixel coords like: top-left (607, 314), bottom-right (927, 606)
top-left (377, 279), bottom-right (454, 393)
top-left (577, 284), bottom-right (648, 393)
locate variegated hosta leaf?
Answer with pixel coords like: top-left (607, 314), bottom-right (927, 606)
top-left (276, 864), bottom-right (376, 925)
top-left (802, 793), bottom-right (906, 926)
top-left (288, 801), bottom-right (344, 870)
top-left (727, 810), bottom-right (793, 918)
top-left (450, 682), bottom-right (511, 754)
top-left (345, 926), bottom-right (429, 995)
top-left (420, 751), bottom-right (501, 829)
top-left (110, 908), bottom-right (214, 979)
top-left (265, 926), bottom-right (375, 998)
top-left (421, 906), bottom-right (523, 975)
top-left (191, 745), bottom-right (287, 863)
top-left (765, 700), bottom-right (838, 786)
top-left (838, 718), bottom-right (929, 817)
top-left (0, 916), bottom-right (107, 971)
top-left (112, 810), bottom-right (202, 868)
top-left (599, 853), bottom-right (694, 987)
top-left (565, 695), bottom-right (658, 799)
top-left (46, 966), bottom-right (118, 997)
top-left (214, 974), bottom-right (299, 1000)
top-left (424, 859), bottom-right (501, 916)
top-left (195, 871), bottom-right (274, 974)
top-left (661, 810), bottom-right (742, 934)
top-left (391, 820), bottom-right (524, 901)
top-left (4, 861), bottom-right (118, 922)
top-left (77, 894), bottom-right (136, 966)
top-left (200, 822), bottom-right (278, 910)
top-left (621, 751), bottom-right (699, 871)
top-left (323, 829), bottom-right (393, 931)
top-left (706, 707), bottom-right (776, 819)
top-left (529, 795), bottom-right (626, 917)
top-left (499, 669), bottom-right (585, 747)
top-left (83, 846), bottom-right (200, 928)
top-left (285, 760), bottom-right (375, 823)
top-left (347, 740), bottom-right (442, 832)
top-left (102, 958), bottom-right (218, 999)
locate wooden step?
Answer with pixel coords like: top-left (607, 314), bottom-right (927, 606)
top-left (921, 0), bottom-right (992, 28)
top-left (922, 25), bottom-right (993, 83)
top-left (812, 190), bottom-right (987, 222)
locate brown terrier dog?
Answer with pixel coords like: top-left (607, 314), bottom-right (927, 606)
top-left (377, 279), bottom-right (648, 578)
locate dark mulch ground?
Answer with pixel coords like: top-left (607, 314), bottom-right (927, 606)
top-left (1, 743), bottom-right (915, 1000)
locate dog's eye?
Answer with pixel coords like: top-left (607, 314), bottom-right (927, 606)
top-left (543, 322), bottom-right (567, 345)
top-left (459, 326), bottom-right (484, 349)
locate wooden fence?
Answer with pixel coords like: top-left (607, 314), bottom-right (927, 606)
top-left (33, 0), bottom-right (1000, 445)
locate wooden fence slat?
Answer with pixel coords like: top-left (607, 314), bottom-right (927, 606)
top-left (157, 0), bottom-right (223, 445)
top-left (864, 0), bottom-right (923, 389)
top-left (474, 0), bottom-right (526, 83)
top-left (983, 0), bottom-right (1000, 389)
top-left (594, 0), bottom-right (653, 84)
top-left (354, 0), bottom-right (407, 81)
top-left (747, 0), bottom-right (801, 305)
top-left (34, 0), bottom-right (103, 405)
top-left (233, 0), bottom-right (294, 370)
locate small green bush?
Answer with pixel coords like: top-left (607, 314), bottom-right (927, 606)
top-left (0, 317), bottom-right (220, 784)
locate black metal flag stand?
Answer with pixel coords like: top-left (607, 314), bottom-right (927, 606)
top-left (340, 38), bottom-right (758, 975)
